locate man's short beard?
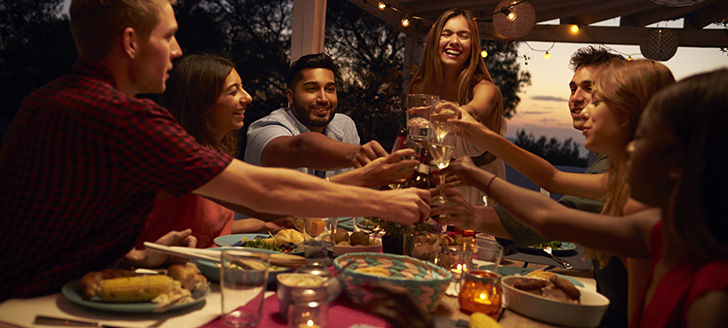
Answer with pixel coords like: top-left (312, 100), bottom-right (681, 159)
top-left (291, 98), bottom-right (335, 128)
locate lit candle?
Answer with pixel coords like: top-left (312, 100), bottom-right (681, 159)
top-left (298, 320), bottom-right (321, 328)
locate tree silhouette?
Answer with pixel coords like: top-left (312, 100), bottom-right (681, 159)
top-left (0, 0), bottom-right (75, 139)
top-left (1, 0), bottom-right (532, 156)
top-left (513, 129), bottom-right (586, 167)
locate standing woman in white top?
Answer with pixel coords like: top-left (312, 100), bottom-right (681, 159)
top-left (408, 8), bottom-right (506, 206)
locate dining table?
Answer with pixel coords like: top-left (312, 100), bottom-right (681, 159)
top-left (0, 259), bottom-right (596, 328)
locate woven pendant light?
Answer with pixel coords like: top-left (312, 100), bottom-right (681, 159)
top-left (650, 0), bottom-right (708, 7)
top-left (640, 29), bottom-right (679, 61)
top-left (493, 0), bottom-right (536, 39)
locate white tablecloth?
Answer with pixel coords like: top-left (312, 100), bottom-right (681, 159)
top-left (0, 285), bottom-right (274, 328)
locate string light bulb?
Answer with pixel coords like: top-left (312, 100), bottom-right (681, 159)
top-left (570, 25), bottom-right (579, 34)
top-left (481, 50), bottom-right (488, 58)
top-left (401, 17), bottom-right (410, 27)
top-left (544, 51), bottom-right (551, 60)
top-left (504, 8), bottom-right (517, 21)
top-left (377, 2), bottom-right (386, 11)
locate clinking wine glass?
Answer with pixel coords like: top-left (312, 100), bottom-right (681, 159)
top-left (430, 105), bottom-right (458, 144)
top-left (428, 141), bottom-right (455, 206)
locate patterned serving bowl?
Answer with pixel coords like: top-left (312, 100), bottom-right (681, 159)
top-left (333, 252), bottom-right (452, 312)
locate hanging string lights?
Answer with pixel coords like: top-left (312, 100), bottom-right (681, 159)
top-left (364, 1), bottom-right (663, 62)
top-left (492, 0), bottom-right (536, 39)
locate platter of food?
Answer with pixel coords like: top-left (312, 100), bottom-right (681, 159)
top-left (501, 271), bottom-right (609, 327)
top-left (192, 247), bottom-right (294, 284)
top-left (214, 233), bottom-right (269, 247)
top-left (517, 241), bottom-right (577, 255)
top-left (62, 264), bottom-right (209, 313)
top-left (214, 230), bottom-right (307, 254)
top-left (491, 267), bottom-right (584, 287)
top-left (326, 229), bottom-right (382, 256)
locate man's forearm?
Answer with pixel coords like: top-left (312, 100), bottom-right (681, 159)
top-left (263, 132), bottom-right (360, 170)
top-left (194, 159), bottom-right (420, 221)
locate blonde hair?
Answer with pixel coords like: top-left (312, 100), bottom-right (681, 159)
top-left (586, 59), bottom-right (676, 266)
top-left (70, 0), bottom-right (177, 59)
top-left (408, 9), bottom-right (504, 133)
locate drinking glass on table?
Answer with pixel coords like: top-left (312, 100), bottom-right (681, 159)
top-left (475, 237), bottom-right (504, 272)
top-left (303, 217), bottom-right (338, 265)
top-left (403, 221), bottom-right (442, 263)
top-left (221, 250), bottom-right (270, 327)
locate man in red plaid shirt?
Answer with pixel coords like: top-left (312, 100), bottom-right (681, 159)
top-left (0, 0), bottom-right (430, 300)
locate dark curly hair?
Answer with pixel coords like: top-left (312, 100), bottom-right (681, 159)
top-left (569, 46), bottom-right (625, 71)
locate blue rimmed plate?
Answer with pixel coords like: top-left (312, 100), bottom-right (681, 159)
top-left (61, 280), bottom-right (207, 313)
top-left (214, 233), bottom-right (269, 247)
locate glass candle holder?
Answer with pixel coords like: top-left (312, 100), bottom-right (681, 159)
top-left (458, 270), bottom-right (502, 318)
top-left (287, 288), bottom-right (329, 328)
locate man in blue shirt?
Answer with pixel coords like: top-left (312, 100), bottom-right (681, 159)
top-left (245, 53), bottom-right (412, 187)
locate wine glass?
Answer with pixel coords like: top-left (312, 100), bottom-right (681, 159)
top-left (428, 141), bottom-right (455, 206)
top-left (430, 105), bottom-right (458, 143)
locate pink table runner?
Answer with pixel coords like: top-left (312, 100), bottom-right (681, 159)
top-left (202, 293), bottom-right (388, 328)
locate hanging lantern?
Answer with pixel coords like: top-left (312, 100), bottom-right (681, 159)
top-left (493, 0), bottom-right (536, 39)
top-left (639, 29), bottom-right (679, 61)
top-left (650, 0), bottom-right (708, 7)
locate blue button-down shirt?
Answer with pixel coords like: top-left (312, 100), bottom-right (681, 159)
top-left (244, 107), bottom-right (360, 178)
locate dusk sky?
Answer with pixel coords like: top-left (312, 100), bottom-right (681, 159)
top-left (507, 19), bottom-right (727, 155)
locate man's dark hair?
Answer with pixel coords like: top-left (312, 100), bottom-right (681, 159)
top-left (569, 46), bottom-right (625, 71)
top-left (286, 53), bottom-right (339, 89)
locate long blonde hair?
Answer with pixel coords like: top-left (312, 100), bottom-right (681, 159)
top-left (408, 9), bottom-right (503, 133)
top-left (587, 59), bottom-right (675, 265)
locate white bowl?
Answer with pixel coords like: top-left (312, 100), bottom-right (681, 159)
top-left (501, 276), bottom-right (609, 328)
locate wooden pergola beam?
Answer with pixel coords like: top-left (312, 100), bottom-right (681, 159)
top-left (620, 0), bottom-right (715, 27)
top-left (478, 23), bottom-right (728, 47)
top-left (560, 2), bottom-right (655, 26)
top-left (684, 1), bottom-right (728, 28)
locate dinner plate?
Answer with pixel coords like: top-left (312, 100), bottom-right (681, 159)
top-left (214, 233), bottom-right (269, 247)
top-left (61, 280), bottom-right (207, 313)
top-left (517, 242), bottom-right (577, 255)
top-left (192, 247), bottom-right (294, 284)
top-left (338, 217), bottom-right (378, 231)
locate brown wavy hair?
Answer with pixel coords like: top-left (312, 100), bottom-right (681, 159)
top-left (408, 9), bottom-right (503, 133)
top-left (160, 54), bottom-right (240, 156)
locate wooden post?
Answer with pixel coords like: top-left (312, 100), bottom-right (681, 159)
top-left (291, 0), bottom-right (327, 63)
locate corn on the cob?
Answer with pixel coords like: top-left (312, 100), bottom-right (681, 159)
top-left (96, 275), bottom-right (177, 302)
top-left (470, 312), bottom-right (502, 328)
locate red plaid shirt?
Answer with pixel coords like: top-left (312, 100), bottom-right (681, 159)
top-left (0, 59), bottom-right (232, 299)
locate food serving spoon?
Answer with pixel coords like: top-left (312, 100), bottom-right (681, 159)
top-left (542, 245), bottom-right (574, 270)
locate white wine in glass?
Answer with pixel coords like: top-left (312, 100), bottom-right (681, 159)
top-left (430, 109), bottom-right (457, 143)
top-left (428, 142), bottom-right (455, 206)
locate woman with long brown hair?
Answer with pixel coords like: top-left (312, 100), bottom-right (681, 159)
top-left (439, 59), bottom-right (676, 323)
top-left (409, 8), bottom-right (505, 206)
